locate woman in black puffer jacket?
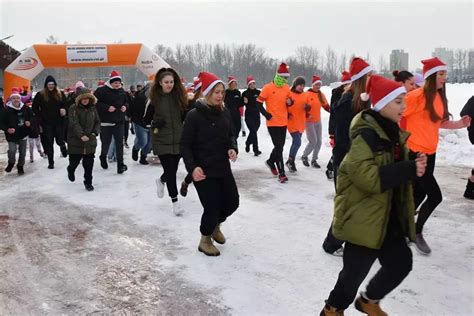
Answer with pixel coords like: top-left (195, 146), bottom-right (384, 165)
top-left (181, 72), bottom-right (239, 257)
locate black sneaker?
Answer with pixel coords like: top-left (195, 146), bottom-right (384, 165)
top-left (84, 182), bottom-right (94, 191)
top-left (325, 169), bottom-right (334, 180)
top-left (132, 148), bottom-right (139, 161)
top-left (48, 163), bottom-right (54, 169)
top-left (265, 160), bottom-right (278, 176)
top-left (285, 160), bottom-right (297, 173)
top-left (242, 131), bottom-right (246, 137)
top-left (301, 156), bottom-right (310, 167)
top-left (60, 146), bottom-right (68, 158)
top-left (464, 179), bottom-right (474, 200)
top-left (124, 142), bottom-right (129, 149)
top-left (254, 150), bottom-right (262, 157)
top-left (180, 181), bottom-right (189, 197)
top-left (311, 160), bottom-right (321, 168)
top-left (245, 143), bottom-right (250, 153)
top-left (5, 163), bottom-right (14, 173)
top-left (100, 156), bottom-right (108, 169)
top-left (139, 156), bottom-right (149, 165)
top-left (17, 166), bottom-right (24, 175)
top-left (67, 166), bottom-right (75, 182)
top-left (117, 163), bottom-right (128, 174)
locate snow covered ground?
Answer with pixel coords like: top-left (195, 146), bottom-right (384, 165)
top-left (0, 84), bottom-right (472, 315)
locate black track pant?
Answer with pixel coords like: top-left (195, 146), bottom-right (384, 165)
top-left (69, 154), bottom-right (94, 185)
top-left (194, 173), bottom-right (239, 236)
top-left (158, 154), bottom-right (180, 200)
top-left (245, 113), bottom-right (261, 153)
top-left (267, 126), bottom-right (287, 174)
top-left (41, 124), bottom-right (66, 165)
top-left (100, 124), bottom-right (124, 164)
top-left (327, 231), bottom-right (412, 309)
top-left (409, 152), bottom-right (442, 234)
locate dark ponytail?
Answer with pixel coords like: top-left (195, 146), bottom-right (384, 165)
top-left (393, 70), bottom-right (414, 83)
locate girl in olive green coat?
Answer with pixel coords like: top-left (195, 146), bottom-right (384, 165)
top-left (321, 75), bottom-right (427, 316)
top-left (144, 68), bottom-right (188, 216)
top-left (67, 87), bottom-right (100, 191)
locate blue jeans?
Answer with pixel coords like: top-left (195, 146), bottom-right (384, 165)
top-left (289, 132), bottom-right (302, 158)
top-left (132, 123), bottom-right (151, 154)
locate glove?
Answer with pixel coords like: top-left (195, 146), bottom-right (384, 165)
top-left (329, 135), bottom-right (335, 148)
top-left (304, 104), bottom-right (311, 112)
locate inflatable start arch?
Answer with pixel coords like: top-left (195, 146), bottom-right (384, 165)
top-left (4, 43), bottom-right (169, 98)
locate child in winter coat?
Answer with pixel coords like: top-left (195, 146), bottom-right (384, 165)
top-left (1, 88), bottom-right (33, 175)
top-left (321, 75), bottom-right (427, 316)
top-left (67, 87), bottom-right (101, 191)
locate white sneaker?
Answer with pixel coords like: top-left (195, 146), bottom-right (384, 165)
top-left (172, 201), bottom-right (184, 216)
top-left (155, 178), bottom-right (165, 198)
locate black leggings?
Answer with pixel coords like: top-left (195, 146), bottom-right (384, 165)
top-left (69, 154), bottom-right (95, 185)
top-left (194, 173), bottom-right (239, 236)
top-left (41, 124), bottom-right (66, 165)
top-left (268, 126), bottom-right (287, 174)
top-left (245, 113), bottom-right (261, 152)
top-left (158, 154), bottom-right (181, 200)
top-left (124, 120), bottom-right (130, 143)
top-left (409, 152), bottom-right (442, 234)
top-left (327, 232), bottom-right (412, 309)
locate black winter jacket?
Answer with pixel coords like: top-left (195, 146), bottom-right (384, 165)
top-left (1, 103), bottom-right (33, 142)
top-left (460, 96), bottom-right (474, 145)
top-left (94, 84), bottom-right (129, 124)
top-left (329, 86), bottom-right (344, 135)
top-left (242, 88), bottom-right (261, 118)
top-left (181, 100), bottom-right (238, 178)
top-left (32, 91), bottom-right (67, 126)
top-left (224, 89), bottom-right (244, 118)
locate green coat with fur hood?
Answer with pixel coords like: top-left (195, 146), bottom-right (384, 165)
top-left (332, 110), bottom-right (416, 249)
top-left (67, 89), bottom-right (101, 155)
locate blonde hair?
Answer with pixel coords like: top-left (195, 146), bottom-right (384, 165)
top-left (205, 82), bottom-right (225, 111)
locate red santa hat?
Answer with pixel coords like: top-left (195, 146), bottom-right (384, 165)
top-left (422, 57), bottom-right (447, 79)
top-left (360, 75), bottom-right (406, 112)
top-left (97, 80), bottom-right (105, 87)
top-left (193, 76), bottom-right (202, 91)
top-left (311, 75), bottom-right (322, 86)
top-left (341, 71), bottom-right (351, 85)
top-left (9, 87), bottom-right (21, 98)
top-left (350, 57), bottom-right (372, 82)
top-left (108, 70), bottom-right (122, 83)
top-left (247, 75), bottom-right (256, 86)
top-left (228, 76), bottom-right (237, 85)
top-left (276, 62), bottom-right (290, 77)
top-left (199, 72), bottom-right (225, 97)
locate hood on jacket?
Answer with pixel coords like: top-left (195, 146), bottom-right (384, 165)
top-left (75, 87), bottom-right (97, 106)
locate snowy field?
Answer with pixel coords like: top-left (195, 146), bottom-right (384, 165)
top-left (0, 84), bottom-right (472, 315)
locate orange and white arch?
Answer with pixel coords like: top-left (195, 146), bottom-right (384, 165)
top-left (4, 43), bottom-right (169, 98)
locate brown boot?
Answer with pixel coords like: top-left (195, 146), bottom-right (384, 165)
top-left (198, 235), bottom-right (220, 256)
top-left (354, 295), bottom-right (388, 316)
top-left (320, 302), bottom-right (345, 316)
top-left (212, 224), bottom-right (226, 244)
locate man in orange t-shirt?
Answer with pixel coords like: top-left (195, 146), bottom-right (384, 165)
top-left (257, 62), bottom-right (291, 183)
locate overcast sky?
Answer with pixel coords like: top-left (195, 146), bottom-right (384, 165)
top-left (1, 0), bottom-right (472, 71)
